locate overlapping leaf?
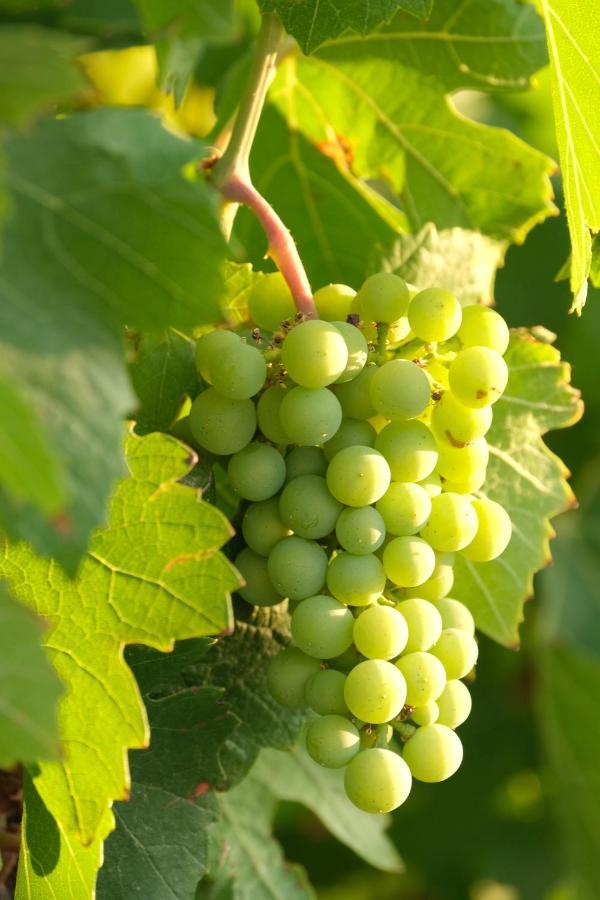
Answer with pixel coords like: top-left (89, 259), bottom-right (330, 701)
top-left (130, 329), bottom-right (200, 435)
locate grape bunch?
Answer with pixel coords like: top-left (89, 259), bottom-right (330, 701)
top-left (188, 271), bottom-right (512, 815)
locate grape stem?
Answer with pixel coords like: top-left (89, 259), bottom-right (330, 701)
top-left (211, 14), bottom-right (316, 318)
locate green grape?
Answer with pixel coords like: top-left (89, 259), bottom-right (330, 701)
top-left (374, 419), bottom-right (438, 481)
top-left (257, 384), bottom-right (289, 444)
top-left (376, 482), bottom-right (432, 536)
top-left (281, 319), bottom-right (348, 388)
top-left (326, 445), bottom-right (391, 506)
top-left (209, 341), bottom-right (267, 400)
top-left (420, 492), bottom-right (478, 552)
top-left (195, 329), bottom-right (242, 383)
top-left (335, 506), bottom-right (386, 555)
top-left (333, 365), bottom-right (377, 419)
top-left (170, 413), bottom-right (195, 447)
top-left (411, 701), bottom-right (439, 726)
top-left (431, 628), bottom-right (479, 679)
top-left (327, 552), bottom-right (386, 607)
top-left (344, 748), bottom-right (412, 813)
top-left (419, 470), bottom-right (443, 497)
top-left (189, 388), bottom-right (256, 455)
top-left (267, 647), bottom-right (321, 709)
top-left (227, 442), bottom-right (286, 501)
top-left (395, 598), bottom-right (443, 652)
top-left (306, 715), bottom-right (361, 768)
top-left (359, 724), bottom-right (393, 750)
top-left (330, 644), bottom-right (365, 673)
top-left (305, 668), bottom-right (348, 716)
top-left (279, 474), bottom-right (343, 539)
top-left (280, 386), bottom-right (342, 446)
top-left (314, 283), bottom-right (356, 322)
top-left (403, 723), bottom-right (463, 782)
top-left (434, 598), bottom-right (475, 635)
top-left (449, 346), bottom-right (509, 408)
top-left (387, 316), bottom-right (412, 345)
top-left (431, 391), bottom-right (493, 446)
top-left (291, 594), bottom-right (355, 659)
top-left (268, 536), bottom-right (328, 600)
top-left (235, 548), bottom-right (282, 607)
top-left (247, 271), bottom-right (296, 332)
top-left (407, 288), bottom-right (462, 342)
top-left (383, 536), bottom-right (436, 587)
top-left (356, 272), bottom-right (410, 324)
top-left (441, 472), bottom-right (486, 495)
top-left (353, 604), bottom-right (409, 660)
top-left (332, 321), bottom-right (368, 383)
top-left (285, 446), bottom-right (327, 481)
top-left (395, 651), bottom-right (447, 706)
top-left (370, 359), bottom-right (431, 420)
top-left (242, 497), bottom-right (291, 557)
top-left (436, 437), bottom-right (489, 483)
top-left (323, 418), bottom-right (376, 461)
top-left (344, 659), bottom-right (407, 723)
top-left (402, 552), bottom-right (454, 602)
top-left (461, 497), bottom-right (512, 561)
top-left (458, 304), bottom-right (510, 355)
top-left (436, 679), bottom-right (472, 728)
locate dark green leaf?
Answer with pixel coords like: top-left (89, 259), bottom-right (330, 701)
top-left (130, 329), bottom-right (199, 434)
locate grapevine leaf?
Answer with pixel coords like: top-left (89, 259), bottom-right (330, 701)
top-left (539, 0), bottom-right (600, 312)
top-left (452, 330), bottom-right (583, 645)
top-left (375, 223), bottom-right (506, 306)
top-left (220, 260), bottom-right (267, 325)
top-left (0, 26), bottom-right (88, 127)
top-left (1, 431), bottom-right (239, 849)
top-left (0, 584), bottom-right (62, 766)
top-left (130, 329), bottom-right (200, 435)
top-left (258, 0), bottom-right (434, 54)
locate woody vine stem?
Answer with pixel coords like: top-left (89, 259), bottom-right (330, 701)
top-left (211, 13), bottom-right (317, 318)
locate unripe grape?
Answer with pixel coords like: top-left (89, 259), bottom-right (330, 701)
top-left (268, 536), bottom-right (328, 600)
top-left (344, 659), bottom-right (407, 723)
top-left (279, 474), bottom-right (343, 539)
top-left (375, 420), bottom-right (438, 482)
top-left (195, 329), bottom-right (241, 383)
top-left (370, 359), bottom-right (431, 420)
top-left (395, 598), bottom-right (443, 653)
top-left (344, 748), bottom-right (412, 813)
top-left (267, 647), bottom-right (321, 708)
top-left (353, 604), bottom-right (409, 660)
top-left (306, 715), bottom-right (361, 768)
top-left (419, 471), bottom-right (442, 497)
top-left (333, 365), bottom-right (377, 419)
top-left (383, 536), bottom-right (436, 587)
top-left (282, 319), bottom-right (348, 388)
top-left (242, 498), bottom-right (292, 557)
top-left (257, 384), bottom-right (289, 444)
top-left (327, 445), bottom-right (391, 506)
top-left (434, 598), bottom-right (475, 635)
top-left (314, 283), bottom-right (356, 321)
top-left (305, 668), bottom-right (349, 716)
top-left (395, 651), bottom-right (447, 706)
top-left (441, 470), bottom-right (486, 495)
top-left (458, 304), bottom-right (510, 355)
top-left (285, 445), bottom-right (327, 481)
top-left (335, 506), bottom-right (386, 555)
top-left (403, 723), bottom-right (463, 782)
top-left (407, 288), bottom-right (462, 342)
top-left (356, 272), bottom-right (410, 324)
top-left (431, 628), bottom-right (479, 679)
top-left (431, 391), bottom-right (493, 446)
top-left (330, 644), bottom-right (364, 673)
top-left (324, 418), bottom-right (376, 461)
top-left (436, 437), bottom-right (489, 484)
top-left (190, 388), bottom-right (256, 455)
top-left (402, 552), bottom-right (454, 602)
top-left (461, 497), bottom-right (512, 561)
top-left (332, 321), bottom-right (368, 383)
top-left (209, 341), bottom-right (267, 399)
top-left (449, 346), bottom-right (508, 408)
top-left (280, 386), bottom-right (342, 445)
top-left (327, 552), bottom-right (386, 607)
top-left (360, 724), bottom-right (393, 750)
top-left (227, 442), bottom-right (286, 501)
top-left (420, 492), bottom-right (479, 552)
top-left (376, 482), bottom-right (432, 535)
top-left (235, 548), bottom-right (282, 607)
top-left (411, 701), bottom-right (439, 726)
top-left (248, 272), bottom-right (296, 331)
top-left (436, 679), bottom-right (472, 728)
top-left (292, 594), bottom-right (355, 659)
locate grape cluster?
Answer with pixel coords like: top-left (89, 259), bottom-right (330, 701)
top-left (189, 271), bottom-right (512, 815)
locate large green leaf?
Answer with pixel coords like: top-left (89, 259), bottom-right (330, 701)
top-left (1, 431), bottom-right (239, 860)
top-left (0, 584), bottom-right (62, 766)
top-left (130, 329), bottom-right (200, 435)
top-left (258, 0), bottom-right (434, 54)
top-left (539, 0), bottom-right (600, 311)
top-left (0, 109), bottom-right (226, 567)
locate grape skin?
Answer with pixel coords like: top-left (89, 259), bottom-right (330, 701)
top-left (436, 679), bottom-right (472, 729)
top-left (356, 272), bottom-right (410, 324)
top-left (267, 536), bottom-right (328, 600)
top-left (403, 723), bottom-right (463, 782)
top-left (353, 604), bottom-right (409, 660)
top-left (376, 482), bottom-right (432, 536)
top-left (344, 659), bottom-right (407, 724)
top-left (335, 506), bottom-right (386, 555)
top-left (458, 304), bottom-right (509, 355)
top-left (189, 388), bottom-right (256, 455)
top-left (431, 628), bottom-right (479, 679)
top-left (282, 319), bottom-right (348, 388)
top-left (306, 715), bottom-right (361, 768)
top-left (327, 552), bottom-right (387, 607)
top-left (370, 359), bottom-right (431, 421)
top-left (449, 346), bottom-right (508, 408)
top-left (285, 446), bottom-right (327, 481)
top-left (247, 271), bottom-right (296, 332)
top-left (235, 548), bottom-right (283, 607)
top-left (195, 330), bottom-right (241, 383)
top-left (314, 283), bottom-right (356, 322)
top-left (344, 748), bottom-right (412, 813)
top-left (375, 420), bottom-right (438, 482)
top-left (280, 386), bottom-right (342, 445)
top-left (324, 418), bottom-right (376, 461)
top-left (242, 498), bottom-right (291, 557)
top-left (279, 474), bottom-right (343, 539)
top-left (257, 384), bottom-right (289, 444)
top-left (395, 651), bottom-right (447, 706)
top-left (326, 445), bottom-right (391, 507)
top-left (227, 442), bottom-right (286, 501)
top-left (395, 598), bottom-right (443, 653)
top-left (461, 497), bottom-right (512, 561)
top-left (266, 647), bottom-right (321, 709)
top-left (383, 536), bottom-right (436, 587)
top-left (420, 492), bottom-right (479, 553)
top-left (305, 669), bottom-right (349, 716)
top-left (408, 288), bottom-right (462, 342)
top-left (291, 594), bottom-right (355, 659)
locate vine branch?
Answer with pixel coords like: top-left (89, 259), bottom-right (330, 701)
top-left (211, 13), bottom-right (316, 318)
